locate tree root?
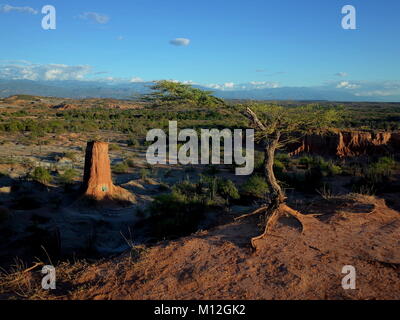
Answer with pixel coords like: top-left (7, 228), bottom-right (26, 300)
top-left (250, 203), bottom-right (305, 250)
top-left (234, 206), bottom-right (268, 221)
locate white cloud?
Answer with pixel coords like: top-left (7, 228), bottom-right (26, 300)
top-left (0, 62), bottom-right (91, 81)
top-left (325, 80), bottom-right (400, 98)
top-left (223, 82), bottom-right (235, 88)
top-left (79, 12), bottom-right (110, 24)
top-left (335, 72), bottom-right (348, 77)
top-left (353, 82), bottom-right (400, 97)
top-left (206, 81), bottom-right (281, 91)
top-left (206, 83), bottom-right (235, 90)
top-left (336, 81), bottom-right (360, 89)
top-left (248, 81), bottom-right (280, 89)
top-left (130, 77), bottom-right (143, 83)
top-left (169, 38), bottom-right (191, 46)
top-left (0, 4), bottom-right (38, 14)
top-left (355, 90), bottom-right (394, 97)
top-left (117, 36), bottom-right (124, 41)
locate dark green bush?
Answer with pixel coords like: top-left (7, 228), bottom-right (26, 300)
top-left (30, 167), bottom-right (52, 185)
top-left (57, 168), bottom-right (78, 185)
top-left (112, 162), bottom-right (129, 174)
top-left (241, 175), bottom-right (269, 199)
top-left (148, 191), bottom-right (204, 239)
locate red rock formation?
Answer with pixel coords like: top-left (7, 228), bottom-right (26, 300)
top-left (289, 130), bottom-right (398, 158)
top-left (83, 141), bottom-right (135, 203)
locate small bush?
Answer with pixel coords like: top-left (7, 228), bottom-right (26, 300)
top-left (63, 151), bottom-right (78, 162)
top-left (140, 168), bottom-right (150, 180)
top-left (217, 179), bottom-right (240, 203)
top-left (125, 159), bottom-right (135, 168)
top-left (127, 136), bottom-right (140, 147)
top-left (30, 167), bottom-right (52, 185)
top-left (299, 155), bottom-right (313, 168)
top-left (241, 175), bottom-right (269, 199)
top-left (366, 157), bottom-right (396, 183)
top-left (109, 143), bottom-right (121, 151)
top-left (275, 153), bottom-right (290, 166)
top-left (350, 157), bottom-right (397, 193)
top-left (57, 168), bottom-right (78, 185)
top-left (112, 162), bottom-right (129, 174)
top-left (148, 191), bottom-right (204, 239)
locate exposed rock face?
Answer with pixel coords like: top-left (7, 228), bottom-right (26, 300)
top-left (288, 131), bottom-right (399, 158)
top-left (83, 141), bottom-right (135, 203)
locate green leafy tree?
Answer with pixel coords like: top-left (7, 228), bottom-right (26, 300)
top-left (144, 80), bottom-right (225, 107)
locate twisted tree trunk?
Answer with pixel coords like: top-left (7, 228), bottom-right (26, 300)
top-left (244, 108), bottom-right (287, 248)
top-left (264, 132), bottom-right (286, 205)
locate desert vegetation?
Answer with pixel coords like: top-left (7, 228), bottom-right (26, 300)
top-left (0, 84), bottom-right (399, 300)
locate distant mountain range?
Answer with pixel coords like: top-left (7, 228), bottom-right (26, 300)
top-left (0, 79), bottom-right (398, 102)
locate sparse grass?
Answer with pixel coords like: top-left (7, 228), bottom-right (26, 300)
top-left (139, 168), bottom-right (150, 180)
top-left (0, 258), bottom-right (91, 300)
top-left (62, 151), bottom-right (78, 162)
top-left (57, 168), bottom-right (78, 185)
top-left (29, 167), bottom-right (52, 185)
top-left (109, 143), bottom-right (121, 151)
top-left (316, 183), bottom-right (336, 200)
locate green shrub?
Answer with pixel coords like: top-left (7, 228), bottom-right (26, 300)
top-left (127, 136), bottom-right (140, 147)
top-left (109, 143), bottom-right (121, 151)
top-left (30, 167), bottom-right (52, 185)
top-left (366, 157), bottom-right (396, 183)
top-left (217, 179), bottom-right (240, 203)
top-left (125, 159), bottom-right (135, 168)
top-left (299, 155), bottom-right (313, 167)
top-left (328, 164), bottom-right (342, 176)
top-left (298, 156), bottom-right (341, 177)
top-left (140, 168), bottom-right (150, 180)
top-left (112, 162), bottom-right (129, 174)
top-left (253, 151), bottom-right (264, 172)
top-left (57, 168), bottom-right (78, 185)
top-left (275, 153), bottom-right (290, 165)
top-left (63, 151), bottom-right (78, 162)
top-left (148, 191), bottom-right (204, 239)
top-left (241, 175), bottom-right (269, 199)
top-left (274, 159), bottom-right (286, 175)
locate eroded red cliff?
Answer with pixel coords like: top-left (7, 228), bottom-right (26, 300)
top-left (288, 131), bottom-right (399, 157)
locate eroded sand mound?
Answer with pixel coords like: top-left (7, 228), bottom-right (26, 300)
top-left (83, 141), bottom-right (135, 204)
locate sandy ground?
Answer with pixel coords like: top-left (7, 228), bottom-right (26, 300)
top-left (2, 193), bottom-right (398, 300)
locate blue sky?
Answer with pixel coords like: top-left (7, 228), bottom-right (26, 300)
top-left (0, 0), bottom-right (399, 97)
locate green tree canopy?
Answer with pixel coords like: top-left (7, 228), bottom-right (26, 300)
top-left (144, 80), bottom-right (225, 107)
